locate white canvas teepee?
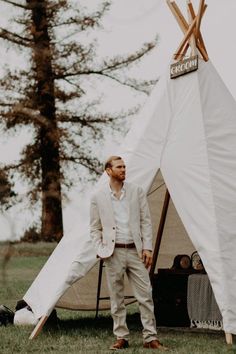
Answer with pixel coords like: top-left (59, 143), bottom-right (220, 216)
top-left (24, 1), bottom-right (236, 342)
top-left (24, 58), bottom-right (236, 339)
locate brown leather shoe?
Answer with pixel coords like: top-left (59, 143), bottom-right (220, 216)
top-left (143, 339), bottom-right (168, 350)
top-left (109, 339), bottom-right (129, 350)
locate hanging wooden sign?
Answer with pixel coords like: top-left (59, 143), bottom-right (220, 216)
top-left (170, 55), bottom-right (198, 79)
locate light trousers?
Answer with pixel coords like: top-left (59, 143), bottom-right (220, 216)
top-left (104, 248), bottom-right (157, 342)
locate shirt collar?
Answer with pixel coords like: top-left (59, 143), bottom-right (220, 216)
top-left (110, 183), bottom-right (126, 199)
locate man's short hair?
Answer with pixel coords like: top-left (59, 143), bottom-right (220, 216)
top-left (104, 156), bottom-right (122, 170)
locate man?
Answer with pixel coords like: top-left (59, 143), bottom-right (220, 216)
top-left (90, 156), bottom-right (167, 350)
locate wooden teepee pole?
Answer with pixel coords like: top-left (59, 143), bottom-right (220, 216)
top-left (167, 0), bottom-right (209, 61)
top-left (150, 189), bottom-right (170, 282)
top-left (29, 316), bottom-right (48, 340)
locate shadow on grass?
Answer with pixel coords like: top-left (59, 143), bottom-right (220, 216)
top-left (44, 312), bottom-right (142, 337)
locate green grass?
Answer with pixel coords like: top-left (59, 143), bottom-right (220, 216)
top-left (0, 242), bottom-right (235, 353)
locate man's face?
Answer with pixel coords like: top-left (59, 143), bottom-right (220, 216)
top-left (107, 159), bottom-right (126, 181)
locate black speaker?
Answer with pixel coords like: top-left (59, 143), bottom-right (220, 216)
top-left (152, 270), bottom-right (191, 327)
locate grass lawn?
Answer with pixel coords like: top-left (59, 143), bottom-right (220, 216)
top-left (0, 242), bottom-right (235, 354)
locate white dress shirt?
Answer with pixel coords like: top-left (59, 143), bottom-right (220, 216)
top-left (110, 185), bottom-right (134, 244)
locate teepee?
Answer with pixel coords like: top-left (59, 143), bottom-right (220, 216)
top-left (24, 0), bottom-right (236, 344)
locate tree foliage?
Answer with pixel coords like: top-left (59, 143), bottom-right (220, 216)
top-left (0, 0), bottom-right (158, 241)
top-left (0, 168), bottom-right (15, 208)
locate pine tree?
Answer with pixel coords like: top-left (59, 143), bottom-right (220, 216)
top-left (0, 0), bottom-right (157, 241)
top-left (0, 168), bottom-right (14, 208)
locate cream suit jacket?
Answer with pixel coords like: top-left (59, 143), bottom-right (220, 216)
top-left (90, 182), bottom-right (153, 259)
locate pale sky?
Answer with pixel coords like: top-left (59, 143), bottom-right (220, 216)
top-left (0, 0), bottom-right (236, 240)
top-left (105, 0), bottom-right (236, 99)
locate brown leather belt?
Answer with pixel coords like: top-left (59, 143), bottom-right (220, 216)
top-left (115, 242), bottom-right (135, 249)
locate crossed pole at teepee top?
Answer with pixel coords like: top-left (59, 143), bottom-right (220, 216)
top-left (167, 0), bottom-right (209, 61)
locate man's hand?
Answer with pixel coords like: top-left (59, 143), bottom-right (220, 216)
top-left (142, 250), bottom-right (153, 270)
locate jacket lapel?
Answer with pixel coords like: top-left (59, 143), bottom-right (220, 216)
top-left (102, 184), bottom-right (115, 223)
top-left (101, 182), bottom-right (132, 224)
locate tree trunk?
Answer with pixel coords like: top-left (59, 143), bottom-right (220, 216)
top-left (29, 0), bottom-right (63, 241)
